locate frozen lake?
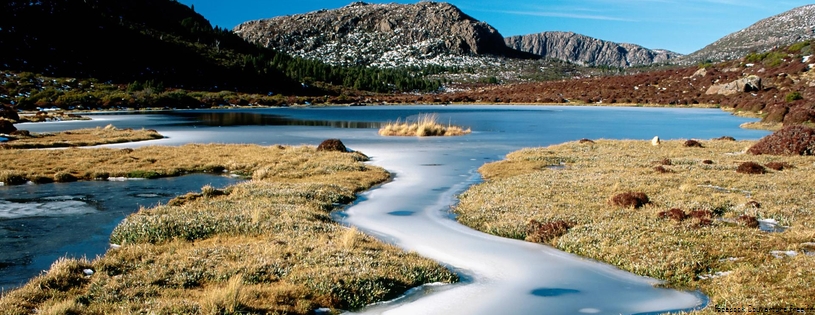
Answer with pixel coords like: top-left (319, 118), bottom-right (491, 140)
top-left (1, 105), bottom-right (770, 313)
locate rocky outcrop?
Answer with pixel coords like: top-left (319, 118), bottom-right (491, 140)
top-left (234, 2), bottom-right (529, 68)
top-left (705, 75), bottom-right (762, 96)
top-left (682, 4), bottom-right (815, 64)
top-left (504, 31), bottom-right (682, 67)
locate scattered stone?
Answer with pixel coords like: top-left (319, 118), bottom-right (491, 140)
top-left (698, 271), bottom-right (732, 280)
top-left (705, 75), bottom-right (762, 96)
top-left (651, 136), bottom-right (660, 146)
top-left (758, 218), bottom-right (787, 233)
top-left (692, 68), bottom-right (708, 78)
top-left (770, 250), bottom-right (798, 258)
top-left (316, 139), bottom-right (349, 152)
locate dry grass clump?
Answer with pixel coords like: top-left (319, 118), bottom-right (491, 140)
top-left (683, 139), bottom-right (704, 147)
top-left (378, 113), bottom-right (471, 137)
top-left (0, 124), bottom-right (163, 149)
top-left (609, 192), bottom-right (650, 208)
top-left (736, 161), bottom-right (766, 174)
top-left (455, 139), bottom-right (815, 310)
top-left (0, 144), bottom-right (457, 314)
top-left (747, 125), bottom-right (815, 155)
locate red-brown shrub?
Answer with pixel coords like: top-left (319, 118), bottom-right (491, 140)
top-left (653, 166), bottom-right (672, 173)
top-left (609, 192), bottom-right (650, 208)
top-left (737, 162), bottom-right (766, 174)
top-left (578, 138), bottom-right (595, 144)
top-left (702, 160), bottom-right (714, 164)
top-left (684, 139), bottom-right (704, 147)
top-left (765, 161), bottom-right (792, 171)
top-left (658, 208), bottom-right (687, 221)
top-left (316, 139), bottom-right (348, 152)
top-left (748, 125), bottom-right (815, 155)
top-left (659, 158), bottom-right (672, 165)
top-left (736, 215), bottom-right (759, 228)
top-left (525, 219), bottom-right (573, 243)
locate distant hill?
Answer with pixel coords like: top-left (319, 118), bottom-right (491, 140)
top-left (0, 0), bottom-right (307, 93)
top-left (234, 1), bottom-right (535, 69)
top-left (505, 31), bottom-right (682, 67)
top-left (682, 4), bottom-right (815, 64)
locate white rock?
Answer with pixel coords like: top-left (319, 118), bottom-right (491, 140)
top-left (770, 250), bottom-right (798, 258)
top-left (651, 136), bottom-right (660, 146)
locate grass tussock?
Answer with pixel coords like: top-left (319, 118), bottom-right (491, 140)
top-left (455, 139), bottom-right (815, 312)
top-left (0, 124), bottom-right (163, 149)
top-left (378, 113), bottom-right (471, 137)
top-left (0, 144), bottom-right (457, 314)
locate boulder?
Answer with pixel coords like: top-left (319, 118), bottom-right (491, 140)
top-left (705, 75), bottom-right (762, 96)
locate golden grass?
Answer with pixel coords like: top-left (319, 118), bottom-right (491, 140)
top-left (0, 144), bottom-right (457, 314)
top-left (455, 139), bottom-right (815, 312)
top-left (379, 113), bottom-right (471, 137)
top-left (0, 124), bottom-right (163, 149)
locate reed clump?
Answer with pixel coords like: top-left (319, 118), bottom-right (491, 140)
top-left (0, 124), bottom-right (163, 149)
top-left (455, 139), bottom-right (815, 311)
top-left (0, 144), bottom-right (457, 314)
top-left (378, 114), bottom-right (471, 137)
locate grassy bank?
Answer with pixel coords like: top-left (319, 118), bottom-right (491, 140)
top-left (455, 139), bottom-right (814, 312)
top-left (0, 125), bottom-right (163, 150)
top-left (379, 113), bottom-right (471, 136)
top-left (0, 144), bottom-right (457, 314)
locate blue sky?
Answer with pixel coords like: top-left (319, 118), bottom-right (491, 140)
top-left (177, 0), bottom-right (813, 55)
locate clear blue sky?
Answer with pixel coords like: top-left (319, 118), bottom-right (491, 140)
top-left (177, 0), bottom-right (813, 55)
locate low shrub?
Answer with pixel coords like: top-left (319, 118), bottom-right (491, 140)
top-left (658, 208), bottom-right (686, 222)
top-left (785, 91), bottom-right (803, 103)
top-left (745, 201), bottom-right (761, 208)
top-left (765, 161), bottom-right (792, 171)
top-left (316, 139), bottom-right (348, 152)
top-left (736, 215), bottom-right (759, 228)
top-left (578, 138), bottom-right (595, 144)
top-left (748, 125), bottom-right (815, 155)
top-left (659, 158), bottom-right (672, 165)
top-left (736, 162), bottom-right (766, 174)
top-left (53, 171), bottom-right (77, 182)
top-left (653, 166), bottom-right (672, 173)
top-left (714, 136), bottom-right (736, 141)
top-left (525, 219), bottom-right (573, 243)
top-left (609, 192), bottom-right (650, 208)
top-left (683, 139), bottom-right (703, 148)
top-left (0, 170), bottom-right (27, 185)
top-left (702, 160), bottom-right (714, 164)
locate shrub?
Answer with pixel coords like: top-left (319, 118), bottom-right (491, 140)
top-left (785, 91), bottom-right (803, 103)
top-left (714, 136), bottom-right (736, 141)
top-left (683, 139), bottom-right (703, 148)
top-left (578, 138), bottom-right (595, 144)
top-left (737, 162), bottom-right (766, 174)
top-left (659, 158), bottom-right (672, 165)
top-left (702, 160), bottom-right (714, 164)
top-left (653, 166), bottom-right (672, 173)
top-left (316, 139), bottom-right (348, 152)
top-left (53, 171), bottom-right (77, 182)
top-left (0, 170), bottom-right (27, 185)
top-left (765, 162), bottom-right (792, 171)
top-left (748, 125), bottom-right (815, 155)
top-left (736, 215), bottom-right (759, 228)
top-left (658, 208), bottom-right (686, 222)
top-left (609, 192), bottom-right (650, 208)
top-left (745, 201), bottom-right (761, 208)
top-left (525, 219), bottom-right (573, 243)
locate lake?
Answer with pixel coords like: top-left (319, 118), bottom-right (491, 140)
top-left (1, 105), bottom-right (769, 313)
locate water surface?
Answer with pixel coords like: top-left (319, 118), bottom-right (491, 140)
top-left (5, 106), bottom-right (769, 313)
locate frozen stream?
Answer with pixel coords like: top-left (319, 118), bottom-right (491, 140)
top-left (3, 106), bottom-right (770, 313)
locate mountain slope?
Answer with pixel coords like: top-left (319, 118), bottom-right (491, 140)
top-left (505, 31), bottom-right (682, 67)
top-left (682, 4), bottom-right (815, 64)
top-left (234, 1), bottom-right (533, 68)
top-left (0, 0), bottom-right (299, 93)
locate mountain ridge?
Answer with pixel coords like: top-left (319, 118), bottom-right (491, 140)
top-left (505, 31), bottom-right (682, 67)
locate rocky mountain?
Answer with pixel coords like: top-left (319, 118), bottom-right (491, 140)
top-left (504, 31), bottom-right (682, 67)
top-left (682, 4), bottom-right (815, 64)
top-left (234, 1), bottom-right (534, 69)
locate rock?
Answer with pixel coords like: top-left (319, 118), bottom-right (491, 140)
top-left (234, 2), bottom-right (524, 68)
top-left (705, 75), bottom-right (762, 96)
top-left (316, 139), bottom-right (348, 152)
top-left (692, 68), bottom-right (708, 78)
top-left (651, 136), bottom-right (660, 146)
top-left (0, 119), bottom-right (17, 134)
top-left (505, 31), bottom-right (682, 67)
top-left (748, 125), bottom-right (815, 155)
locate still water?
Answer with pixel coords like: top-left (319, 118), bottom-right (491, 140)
top-left (2, 105), bottom-right (769, 313)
